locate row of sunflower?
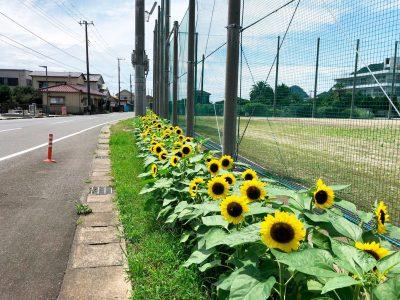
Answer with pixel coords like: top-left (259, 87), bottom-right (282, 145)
top-left (134, 112), bottom-right (400, 300)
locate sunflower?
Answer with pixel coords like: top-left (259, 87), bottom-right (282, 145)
top-left (178, 135), bottom-right (185, 141)
top-left (355, 241), bottom-right (389, 261)
top-left (242, 169), bottom-right (258, 181)
top-left (174, 150), bottom-right (183, 158)
top-left (158, 150), bottom-right (167, 161)
top-left (181, 144), bottom-right (192, 156)
top-left (154, 143), bottom-right (164, 154)
top-left (207, 177), bottom-right (229, 200)
top-left (313, 179), bottom-right (334, 209)
top-left (193, 177), bottom-right (204, 185)
top-left (240, 179), bottom-right (267, 202)
top-left (220, 155), bottom-right (234, 170)
top-left (150, 164), bottom-right (157, 177)
top-left (260, 211), bottom-right (306, 252)
top-left (170, 155), bottom-right (179, 167)
top-left (220, 196), bottom-right (249, 224)
top-left (175, 127), bottom-right (183, 135)
top-left (207, 159), bottom-right (221, 176)
top-left (375, 201), bottom-right (390, 234)
top-left (222, 173), bottom-right (236, 186)
top-left (189, 182), bottom-right (198, 197)
top-left (173, 141), bottom-right (183, 150)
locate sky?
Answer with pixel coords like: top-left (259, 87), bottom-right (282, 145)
top-left (0, 0), bottom-right (399, 99)
top-left (0, 0), bottom-right (187, 94)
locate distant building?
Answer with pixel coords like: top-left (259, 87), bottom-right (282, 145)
top-left (115, 89), bottom-right (134, 104)
top-left (0, 69), bottom-right (32, 88)
top-left (195, 90), bottom-right (211, 104)
top-left (335, 57), bottom-right (400, 97)
top-left (39, 84), bottom-right (105, 115)
top-left (84, 74), bottom-right (107, 93)
top-left (30, 71), bottom-right (85, 89)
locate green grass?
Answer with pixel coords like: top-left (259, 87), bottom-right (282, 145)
top-left (110, 119), bottom-right (206, 300)
top-left (194, 116), bottom-right (400, 224)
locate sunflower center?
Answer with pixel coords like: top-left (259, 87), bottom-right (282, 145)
top-left (244, 173), bottom-right (254, 180)
top-left (156, 146), bottom-right (162, 153)
top-left (227, 202), bottom-right (243, 217)
top-left (270, 222), bottom-right (295, 244)
top-left (221, 159), bottom-right (230, 167)
top-left (379, 210), bottom-right (386, 224)
top-left (246, 186), bottom-right (261, 200)
top-left (225, 177), bottom-right (233, 184)
top-left (161, 153), bottom-right (166, 159)
top-left (173, 158), bottom-right (178, 163)
top-left (182, 147), bottom-right (190, 155)
top-left (176, 152), bottom-right (183, 158)
top-left (210, 163), bottom-right (219, 173)
top-left (365, 250), bottom-right (380, 261)
top-left (212, 183), bottom-right (225, 195)
top-left (315, 190), bottom-right (328, 205)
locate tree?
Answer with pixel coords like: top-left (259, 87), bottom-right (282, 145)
top-left (0, 85), bottom-right (11, 104)
top-left (12, 86), bottom-right (42, 106)
top-left (276, 84), bottom-right (291, 106)
top-left (249, 81), bottom-right (274, 105)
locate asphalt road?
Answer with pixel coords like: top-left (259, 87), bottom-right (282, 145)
top-left (0, 113), bottom-right (134, 299)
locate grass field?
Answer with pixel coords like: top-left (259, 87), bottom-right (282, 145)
top-left (190, 115), bottom-right (400, 224)
top-left (110, 120), bottom-right (206, 299)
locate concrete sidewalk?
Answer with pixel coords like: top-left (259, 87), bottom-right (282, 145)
top-left (58, 125), bottom-right (131, 299)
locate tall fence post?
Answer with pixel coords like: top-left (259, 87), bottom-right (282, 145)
top-left (164, 0), bottom-right (170, 119)
top-left (159, 1), bottom-right (165, 118)
top-left (186, 0), bottom-right (195, 136)
top-left (350, 39), bottom-right (360, 119)
top-left (153, 19), bottom-right (158, 114)
top-left (273, 35), bottom-right (280, 117)
top-left (389, 41), bottom-right (398, 119)
top-left (223, 0), bottom-right (241, 155)
top-left (134, 0), bottom-right (145, 116)
top-left (172, 21), bottom-right (179, 126)
top-left (312, 37), bottom-right (320, 118)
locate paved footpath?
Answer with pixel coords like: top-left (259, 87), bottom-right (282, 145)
top-left (58, 125), bottom-right (131, 299)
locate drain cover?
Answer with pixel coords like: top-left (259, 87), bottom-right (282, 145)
top-left (89, 186), bottom-right (113, 195)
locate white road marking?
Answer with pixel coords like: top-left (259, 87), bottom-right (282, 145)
top-left (0, 128), bottom-right (22, 133)
top-left (0, 120), bottom-right (120, 163)
top-left (54, 120), bottom-right (73, 124)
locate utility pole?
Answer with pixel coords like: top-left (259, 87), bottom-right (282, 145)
top-left (222, 0), bottom-right (241, 155)
top-left (186, 0), bottom-right (195, 136)
top-left (389, 41), bottom-right (398, 119)
top-left (156, 6), bottom-right (161, 115)
top-left (79, 20), bottom-right (94, 114)
top-left (172, 21), bottom-right (178, 125)
top-left (312, 37), bottom-right (320, 118)
top-left (164, 0), bottom-right (170, 119)
top-left (133, 0), bottom-right (146, 116)
top-left (117, 58), bottom-right (124, 111)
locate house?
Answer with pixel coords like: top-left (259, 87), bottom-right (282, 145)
top-left (30, 71), bottom-right (85, 89)
top-left (39, 84), bottom-right (104, 115)
top-left (115, 89), bottom-right (134, 111)
top-left (335, 57), bottom-right (400, 97)
top-left (84, 74), bottom-right (107, 92)
top-left (195, 90), bottom-right (211, 104)
top-left (0, 69), bottom-right (32, 88)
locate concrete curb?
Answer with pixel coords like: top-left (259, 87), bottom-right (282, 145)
top-left (58, 125), bottom-right (131, 300)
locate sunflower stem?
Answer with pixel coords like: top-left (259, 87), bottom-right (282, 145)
top-left (278, 262), bottom-right (285, 300)
top-left (353, 285), bottom-right (361, 300)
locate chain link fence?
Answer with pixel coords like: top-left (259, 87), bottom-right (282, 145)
top-left (167, 0), bottom-right (400, 223)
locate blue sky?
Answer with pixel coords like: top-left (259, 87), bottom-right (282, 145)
top-left (0, 0), bottom-right (399, 98)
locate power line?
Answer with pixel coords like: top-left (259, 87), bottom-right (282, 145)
top-left (0, 33), bottom-right (81, 71)
top-left (0, 9), bottom-right (86, 65)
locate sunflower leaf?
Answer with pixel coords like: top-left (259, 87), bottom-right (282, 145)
top-left (189, 154), bottom-right (204, 163)
top-left (247, 202), bottom-right (274, 216)
top-left (321, 276), bottom-right (359, 294)
top-left (271, 248), bottom-right (338, 278)
top-left (206, 223), bottom-right (261, 249)
top-left (183, 246), bottom-right (215, 267)
top-left (202, 215), bottom-right (229, 229)
top-left (144, 155), bottom-right (157, 167)
top-left (329, 184), bottom-right (351, 191)
top-left (199, 260), bottom-right (221, 272)
top-left (328, 213), bottom-right (363, 241)
top-left (377, 251), bottom-right (400, 274)
top-left (229, 274), bottom-right (276, 300)
top-left (373, 276), bottom-right (400, 300)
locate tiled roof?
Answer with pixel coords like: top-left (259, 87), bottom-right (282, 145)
top-left (84, 74), bottom-right (103, 82)
top-left (30, 71), bottom-right (84, 78)
top-left (39, 84), bottom-right (105, 96)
